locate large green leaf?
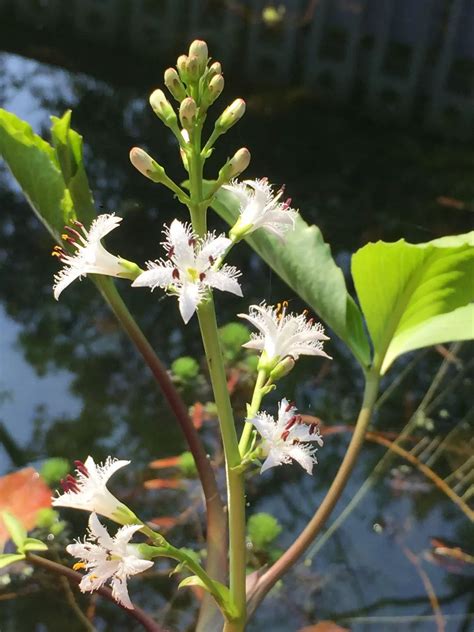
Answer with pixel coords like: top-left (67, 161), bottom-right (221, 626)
top-left (0, 109), bottom-right (74, 241)
top-left (212, 187), bottom-right (371, 368)
top-left (50, 110), bottom-right (95, 224)
top-left (0, 109), bottom-right (96, 242)
top-left (352, 233), bottom-right (474, 374)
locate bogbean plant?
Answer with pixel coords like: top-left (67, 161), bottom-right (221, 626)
top-left (0, 40), bottom-right (473, 632)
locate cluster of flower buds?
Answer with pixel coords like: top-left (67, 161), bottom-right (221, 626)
top-left (129, 39), bottom-right (250, 186)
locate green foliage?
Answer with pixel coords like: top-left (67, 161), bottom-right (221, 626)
top-left (39, 457), bottom-right (70, 485)
top-left (352, 233), bottom-right (474, 374)
top-left (247, 512), bottom-right (282, 551)
top-left (1, 511), bottom-right (48, 556)
top-left (1, 511), bottom-right (27, 551)
top-left (35, 508), bottom-right (67, 536)
top-left (171, 356), bottom-right (200, 382)
top-left (178, 451), bottom-right (198, 477)
top-left (219, 322), bottom-right (250, 361)
top-left (0, 109), bottom-right (95, 242)
top-left (0, 553), bottom-right (25, 569)
top-left (212, 186), bottom-right (371, 368)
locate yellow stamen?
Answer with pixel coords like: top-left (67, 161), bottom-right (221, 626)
top-left (73, 562), bottom-right (86, 571)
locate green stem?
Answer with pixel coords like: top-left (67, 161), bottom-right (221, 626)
top-left (197, 300), bottom-right (247, 630)
top-left (238, 369), bottom-right (268, 456)
top-left (247, 369), bottom-right (380, 617)
top-left (94, 277), bottom-right (227, 608)
top-left (187, 119), bottom-right (246, 629)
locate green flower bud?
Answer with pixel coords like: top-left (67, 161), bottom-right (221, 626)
top-left (129, 147), bottom-right (166, 183)
top-left (269, 355), bottom-right (296, 381)
top-left (164, 67), bottom-right (187, 102)
top-left (177, 55), bottom-right (189, 82)
top-left (188, 39), bottom-right (208, 74)
top-left (218, 147), bottom-right (251, 181)
top-left (215, 99), bottom-right (246, 133)
top-left (186, 55), bottom-right (200, 82)
top-left (208, 61), bottom-right (222, 80)
top-left (149, 89), bottom-right (178, 128)
top-left (179, 97), bottom-right (197, 131)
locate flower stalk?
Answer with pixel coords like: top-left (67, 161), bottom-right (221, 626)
top-left (246, 368), bottom-right (380, 616)
top-left (185, 99), bottom-right (247, 629)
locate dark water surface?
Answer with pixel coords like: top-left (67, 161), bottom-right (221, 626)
top-left (0, 33), bottom-right (473, 632)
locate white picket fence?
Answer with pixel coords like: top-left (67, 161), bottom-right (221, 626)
top-left (2, 0), bottom-right (473, 136)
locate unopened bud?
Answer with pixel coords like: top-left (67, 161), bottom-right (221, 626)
top-left (164, 67), bottom-right (187, 102)
top-left (186, 55), bottom-right (200, 82)
top-left (177, 55), bottom-right (189, 82)
top-left (219, 147), bottom-right (251, 182)
top-left (149, 89), bottom-right (178, 128)
top-left (269, 356), bottom-right (296, 381)
top-left (208, 74), bottom-right (224, 102)
top-left (201, 74), bottom-right (224, 110)
top-left (129, 147), bottom-right (166, 183)
top-left (188, 39), bottom-right (208, 74)
top-left (179, 97), bottom-right (197, 131)
top-left (215, 99), bottom-right (246, 133)
top-left (208, 61), bottom-right (222, 80)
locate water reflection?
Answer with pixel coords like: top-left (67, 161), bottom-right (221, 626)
top-left (0, 44), bottom-right (473, 632)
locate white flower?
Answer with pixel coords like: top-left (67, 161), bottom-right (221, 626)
top-left (67, 512), bottom-right (153, 609)
top-left (52, 214), bottom-right (127, 300)
top-left (239, 302), bottom-right (330, 369)
top-left (132, 219), bottom-right (242, 323)
top-left (52, 456), bottom-right (134, 524)
top-left (249, 399), bottom-right (323, 474)
top-left (223, 178), bottom-right (298, 241)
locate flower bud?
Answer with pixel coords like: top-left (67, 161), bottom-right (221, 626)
top-left (177, 55), bottom-right (189, 82)
top-left (164, 67), bottom-right (187, 102)
top-left (208, 74), bottom-right (224, 103)
top-left (215, 99), bottom-right (246, 133)
top-left (186, 55), bottom-right (200, 82)
top-left (269, 356), bottom-right (296, 381)
top-left (129, 147), bottom-right (166, 183)
top-left (188, 39), bottom-right (208, 74)
top-left (218, 147), bottom-right (251, 182)
top-left (179, 97), bottom-right (197, 131)
top-left (149, 89), bottom-right (178, 129)
top-left (208, 61), bottom-right (222, 80)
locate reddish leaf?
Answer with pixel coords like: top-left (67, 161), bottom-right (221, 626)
top-left (143, 478), bottom-right (184, 490)
top-left (299, 622), bottom-right (350, 632)
top-left (192, 401), bottom-right (204, 429)
top-left (0, 468), bottom-right (51, 548)
top-left (149, 516), bottom-right (179, 530)
top-left (149, 456), bottom-right (181, 469)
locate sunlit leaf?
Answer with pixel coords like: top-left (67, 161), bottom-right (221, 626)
top-left (1, 511), bottom-right (27, 551)
top-left (0, 109), bottom-right (73, 240)
top-left (0, 553), bottom-right (25, 569)
top-left (22, 537), bottom-right (48, 552)
top-left (212, 185), bottom-right (371, 368)
top-left (247, 513), bottom-right (282, 551)
top-left (50, 110), bottom-right (95, 223)
top-left (352, 233), bottom-right (474, 374)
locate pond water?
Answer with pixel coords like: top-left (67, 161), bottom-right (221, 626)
top-left (0, 32), bottom-right (473, 632)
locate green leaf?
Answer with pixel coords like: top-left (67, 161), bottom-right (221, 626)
top-left (171, 356), bottom-right (200, 381)
top-left (50, 111), bottom-right (95, 223)
top-left (352, 234), bottom-right (474, 374)
top-left (212, 186), bottom-right (370, 367)
top-left (0, 553), bottom-right (25, 569)
top-left (22, 537), bottom-right (48, 552)
top-left (247, 512), bottom-right (282, 551)
top-left (0, 109), bottom-right (74, 240)
top-left (1, 511), bottom-right (27, 551)
top-left (178, 575), bottom-right (237, 618)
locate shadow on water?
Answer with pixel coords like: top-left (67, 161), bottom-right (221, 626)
top-left (0, 9), bottom-right (473, 632)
